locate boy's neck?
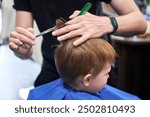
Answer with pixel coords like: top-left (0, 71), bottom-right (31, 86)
top-left (67, 83), bottom-right (96, 94)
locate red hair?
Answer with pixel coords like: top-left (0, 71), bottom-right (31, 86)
top-left (54, 38), bottom-right (116, 85)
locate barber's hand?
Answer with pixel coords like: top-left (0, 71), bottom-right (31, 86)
top-left (52, 11), bottom-right (113, 46)
top-left (9, 27), bottom-right (35, 59)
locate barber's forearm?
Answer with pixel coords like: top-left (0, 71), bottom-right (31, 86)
top-left (114, 12), bottom-right (147, 37)
top-left (16, 11), bottom-right (33, 28)
top-left (110, 0), bottom-right (147, 37)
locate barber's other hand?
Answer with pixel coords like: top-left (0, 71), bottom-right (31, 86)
top-left (52, 11), bottom-right (113, 46)
top-left (9, 27), bottom-right (35, 59)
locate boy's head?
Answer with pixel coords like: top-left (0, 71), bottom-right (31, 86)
top-left (54, 37), bottom-right (116, 93)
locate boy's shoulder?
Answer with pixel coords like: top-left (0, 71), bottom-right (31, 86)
top-left (27, 78), bottom-right (66, 100)
top-left (27, 78), bottom-right (102, 100)
top-left (99, 85), bottom-right (140, 100)
top-left (27, 78), bottom-right (140, 100)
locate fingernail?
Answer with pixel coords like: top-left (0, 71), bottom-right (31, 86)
top-left (69, 16), bottom-right (73, 19)
top-left (33, 35), bottom-right (36, 39)
top-left (57, 37), bottom-right (61, 41)
top-left (32, 41), bottom-right (35, 45)
top-left (20, 42), bottom-right (23, 45)
top-left (73, 41), bottom-right (80, 46)
top-left (73, 42), bottom-right (77, 46)
top-left (52, 32), bottom-right (55, 35)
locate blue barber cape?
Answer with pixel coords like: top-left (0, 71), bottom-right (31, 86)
top-left (28, 78), bottom-right (140, 100)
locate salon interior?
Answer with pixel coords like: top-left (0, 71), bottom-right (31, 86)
top-left (0, 0), bottom-right (150, 100)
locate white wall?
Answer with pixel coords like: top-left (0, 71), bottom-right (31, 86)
top-left (0, 10), bottom-right (1, 28)
top-left (32, 21), bottom-right (43, 64)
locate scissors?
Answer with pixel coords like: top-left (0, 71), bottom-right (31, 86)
top-left (35, 2), bottom-right (92, 38)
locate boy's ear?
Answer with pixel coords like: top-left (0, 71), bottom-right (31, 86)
top-left (82, 74), bottom-right (92, 87)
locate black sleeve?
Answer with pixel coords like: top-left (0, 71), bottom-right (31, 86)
top-left (101, 0), bottom-right (111, 4)
top-left (13, 0), bottom-right (31, 12)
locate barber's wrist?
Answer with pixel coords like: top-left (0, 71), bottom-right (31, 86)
top-left (108, 16), bottom-right (118, 34)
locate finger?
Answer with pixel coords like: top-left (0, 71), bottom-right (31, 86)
top-left (9, 41), bottom-right (20, 50)
top-left (16, 27), bottom-right (35, 40)
top-left (9, 37), bottom-right (31, 51)
top-left (66, 16), bottom-right (82, 25)
top-left (9, 37), bottom-right (23, 46)
top-left (69, 10), bottom-right (80, 19)
top-left (10, 31), bottom-right (19, 39)
top-left (10, 31), bottom-right (35, 49)
top-left (27, 28), bottom-right (35, 34)
top-left (17, 33), bottom-right (35, 45)
top-left (57, 29), bottom-right (82, 41)
top-left (14, 27), bottom-right (35, 45)
top-left (73, 34), bottom-right (90, 46)
top-left (67, 12), bottom-right (90, 25)
top-left (10, 32), bottom-right (28, 46)
top-left (52, 23), bottom-right (79, 36)
top-left (9, 32), bottom-right (22, 50)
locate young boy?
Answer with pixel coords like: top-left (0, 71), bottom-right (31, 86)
top-left (28, 38), bottom-right (140, 100)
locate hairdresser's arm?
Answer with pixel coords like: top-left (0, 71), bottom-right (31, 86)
top-left (110, 0), bottom-right (147, 36)
top-left (9, 11), bottom-right (35, 59)
top-left (52, 0), bottom-right (147, 46)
